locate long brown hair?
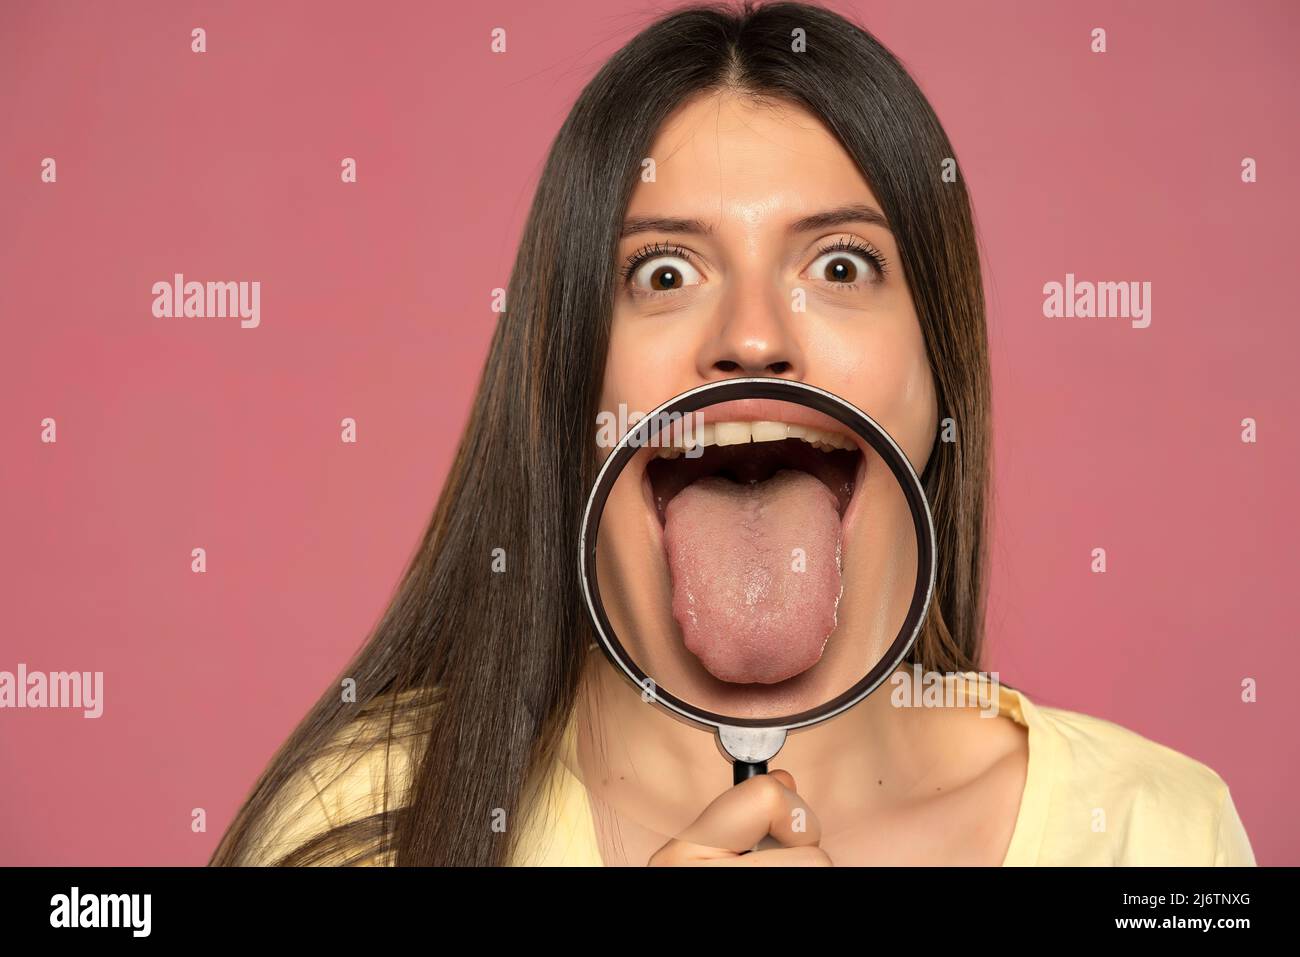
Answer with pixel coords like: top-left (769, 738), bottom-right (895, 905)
top-left (210, 0), bottom-right (991, 867)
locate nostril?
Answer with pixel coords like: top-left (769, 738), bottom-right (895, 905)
top-left (713, 360), bottom-right (793, 375)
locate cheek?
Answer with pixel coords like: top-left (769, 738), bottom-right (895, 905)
top-left (598, 311), bottom-right (698, 417)
top-left (598, 315), bottom-right (641, 408)
top-left (820, 315), bottom-right (938, 471)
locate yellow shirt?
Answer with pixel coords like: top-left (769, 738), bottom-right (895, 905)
top-left (239, 672), bottom-right (1257, 866)
top-left (510, 671), bottom-right (1257, 866)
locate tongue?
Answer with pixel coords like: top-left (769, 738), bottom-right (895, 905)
top-left (662, 469), bottom-right (844, 685)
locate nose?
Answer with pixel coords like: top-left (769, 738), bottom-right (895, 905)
top-left (696, 282), bottom-right (805, 380)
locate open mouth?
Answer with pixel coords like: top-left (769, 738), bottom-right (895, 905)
top-left (642, 418), bottom-right (865, 686)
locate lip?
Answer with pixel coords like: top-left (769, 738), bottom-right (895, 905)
top-left (627, 397), bottom-right (871, 461)
top-left (693, 397), bottom-right (866, 441)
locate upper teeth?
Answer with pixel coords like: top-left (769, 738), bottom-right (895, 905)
top-left (654, 421), bottom-right (856, 458)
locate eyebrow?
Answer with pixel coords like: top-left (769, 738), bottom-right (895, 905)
top-left (619, 202), bottom-right (892, 238)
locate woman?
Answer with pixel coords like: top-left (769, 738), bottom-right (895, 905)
top-left (210, 0), bottom-right (1255, 867)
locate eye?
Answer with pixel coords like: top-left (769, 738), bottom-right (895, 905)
top-left (806, 237), bottom-right (889, 286)
top-left (622, 242), bottom-right (704, 295)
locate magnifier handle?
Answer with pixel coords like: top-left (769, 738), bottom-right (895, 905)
top-left (732, 760), bottom-right (786, 854)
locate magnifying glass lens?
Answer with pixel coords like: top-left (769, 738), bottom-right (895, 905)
top-left (592, 392), bottom-right (921, 725)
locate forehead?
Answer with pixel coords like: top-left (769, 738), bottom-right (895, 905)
top-left (626, 91), bottom-right (878, 223)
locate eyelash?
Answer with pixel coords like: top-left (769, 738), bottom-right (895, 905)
top-left (620, 241), bottom-right (694, 283)
top-left (618, 237), bottom-right (890, 290)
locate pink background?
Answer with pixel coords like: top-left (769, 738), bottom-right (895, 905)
top-left (1, 0), bottom-right (1296, 865)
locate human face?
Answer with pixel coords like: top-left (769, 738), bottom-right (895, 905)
top-left (594, 91), bottom-right (939, 720)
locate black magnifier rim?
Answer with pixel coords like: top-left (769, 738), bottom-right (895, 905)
top-left (579, 377), bottom-right (937, 732)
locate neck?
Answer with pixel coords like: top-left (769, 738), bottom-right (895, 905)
top-left (566, 648), bottom-right (964, 839)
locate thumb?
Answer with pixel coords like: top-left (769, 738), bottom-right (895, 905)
top-left (767, 769), bottom-right (797, 792)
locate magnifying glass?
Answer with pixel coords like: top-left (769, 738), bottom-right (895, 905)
top-left (579, 377), bottom-right (936, 792)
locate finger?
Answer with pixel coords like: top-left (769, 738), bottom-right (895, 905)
top-left (671, 772), bottom-right (822, 853)
top-left (692, 845), bottom-right (833, 867)
top-left (768, 769), bottom-right (796, 791)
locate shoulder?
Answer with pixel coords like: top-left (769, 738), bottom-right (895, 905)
top-left (232, 688), bottom-right (435, 866)
top-left (1036, 702), bottom-right (1225, 797)
top-left (1019, 694), bottom-right (1255, 866)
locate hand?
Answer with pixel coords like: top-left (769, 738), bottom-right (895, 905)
top-left (647, 769), bottom-right (832, 866)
